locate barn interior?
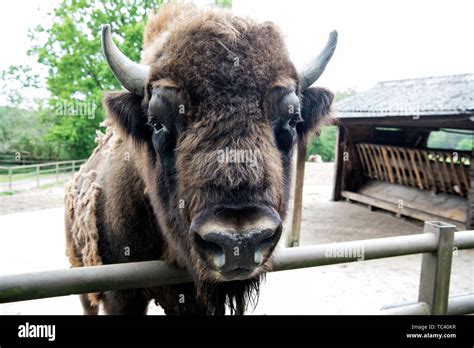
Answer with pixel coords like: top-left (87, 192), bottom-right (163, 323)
top-left (333, 74), bottom-right (474, 229)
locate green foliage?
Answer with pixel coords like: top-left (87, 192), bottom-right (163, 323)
top-left (0, 0), bottom-right (163, 159)
top-left (334, 88), bottom-right (356, 102)
top-left (215, 0), bottom-right (232, 8)
top-left (306, 126), bottom-right (337, 162)
top-left (0, 105), bottom-right (57, 159)
top-left (0, 65), bottom-right (41, 105)
top-left (0, 191), bottom-right (15, 196)
top-left (305, 89), bottom-right (356, 162)
top-left (457, 138), bottom-right (474, 151)
top-left (1, 0), bottom-right (232, 160)
top-left (23, 0), bottom-right (164, 159)
top-left (427, 130), bottom-right (473, 151)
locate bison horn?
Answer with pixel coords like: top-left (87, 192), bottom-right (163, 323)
top-left (298, 30), bottom-right (338, 91)
top-left (101, 24), bottom-right (149, 96)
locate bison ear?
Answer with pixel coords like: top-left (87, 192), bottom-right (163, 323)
top-left (103, 91), bottom-right (147, 141)
top-left (297, 87), bottom-right (334, 138)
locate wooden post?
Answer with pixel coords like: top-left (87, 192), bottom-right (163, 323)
top-left (332, 126), bottom-right (345, 201)
top-left (56, 163), bottom-right (59, 182)
top-left (36, 164), bottom-right (40, 187)
top-left (287, 138), bottom-right (307, 248)
top-left (8, 167), bottom-right (12, 191)
top-left (72, 161), bottom-right (76, 178)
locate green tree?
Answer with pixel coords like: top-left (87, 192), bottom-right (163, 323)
top-left (457, 138), bottom-right (473, 151)
top-left (305, 89), bottom-right (356, 162)
top-left (334, 88), bottom-right (356, 102)
top-left (306, 126), bottom-right (337, 162)
top-left (0, 65), bottom-right (41, 106)
top-left (2, 0), bottom-right (232, 160)
top-left (215, 0), bottom-right (232, 8)
top-left (23, 0), bottom-right (162, 159)
top-left (0, 104), bottom-right (58, 159)
top-left (427, 130), bottom-right (474, 151)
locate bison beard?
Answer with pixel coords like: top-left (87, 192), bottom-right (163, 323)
top-left (65, 3), bottom-right (336, 315)
top-left (139, 275), bottom-right (263, 315)
top-left (198, 276), bottom-right (263, 315)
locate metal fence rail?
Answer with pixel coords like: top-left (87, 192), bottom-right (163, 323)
top-left (1, 222), bottom-right (473, 315)
top-left (381, 293), bottom-right (474, 315)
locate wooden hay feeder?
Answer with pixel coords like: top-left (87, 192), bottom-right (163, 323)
top-left (333, 74), bottom-right (474, 228)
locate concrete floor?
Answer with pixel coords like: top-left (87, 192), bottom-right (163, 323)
top-left (0, 163), bottom-right (472, 315)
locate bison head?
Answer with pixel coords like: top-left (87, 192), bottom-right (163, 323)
top-left (101, 4), bottom-right (336, 310)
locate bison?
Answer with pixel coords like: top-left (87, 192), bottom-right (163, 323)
top-left (65, 3), bottom-right (337, 315)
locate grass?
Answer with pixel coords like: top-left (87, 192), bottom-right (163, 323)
top-left (0, 191), bottom-right (16, 196)
top-left (0, 172), bottom-right (53, 183)
top-left (0, 170), bottom-right (75, 183)
top-left (38, 181), bottom-right (67, 190)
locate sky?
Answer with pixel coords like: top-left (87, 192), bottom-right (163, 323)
top-left (0, 0), bottom-right (473, 105)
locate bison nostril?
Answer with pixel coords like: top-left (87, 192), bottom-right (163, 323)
top-left (193, 232), bottom-right (225, 268)
top-left (254, 232), bottom-right (277, 264)
top-left (190, 204), bottom-right (281, 277)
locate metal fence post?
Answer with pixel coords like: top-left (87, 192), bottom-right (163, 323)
top-left (72, 161), bottom-right (75, 178)
top-left (56, 163), bottom-right (59, 182)
top-left (418, 221), bottom-right (456, 315)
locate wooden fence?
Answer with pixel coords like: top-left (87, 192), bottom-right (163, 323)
top-left (0, 159), bottom-right (86, 192)
top-left (356, 144), bottom-right (471, 197)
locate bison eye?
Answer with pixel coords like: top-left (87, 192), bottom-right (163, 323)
top-left (288, 112), bottom-right (303, 128)
top-left (146, 119), bottom-right (175, 154)
top-left (150, 124), bottom-right (175, 155)
top-left (146, 120), bottom-right (163, 133)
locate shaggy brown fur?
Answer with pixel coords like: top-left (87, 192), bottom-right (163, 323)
top-left (65, 3), bottom-right (333, 315)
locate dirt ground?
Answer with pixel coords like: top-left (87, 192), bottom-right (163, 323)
top-left (0, 185), bottom-right (65, 215)
top-left (283, 162), bottom-right (426, 245)
top-left (0, 162), bottom-right (472, 315)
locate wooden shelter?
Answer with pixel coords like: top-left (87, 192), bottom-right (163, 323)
top-left (333, 74), bottom-right (474, 228)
